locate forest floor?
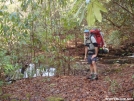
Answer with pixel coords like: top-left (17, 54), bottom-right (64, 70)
top-left (1, 62), bottom-right (134, 101)
top-left (1, 43), bottom-right (134, 101)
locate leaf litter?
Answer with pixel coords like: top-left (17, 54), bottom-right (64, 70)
top-left (1, 63), bottom-right (134, 101)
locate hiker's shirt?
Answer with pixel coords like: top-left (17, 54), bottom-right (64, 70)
top-left (84, 35), bottom-right (98, 55)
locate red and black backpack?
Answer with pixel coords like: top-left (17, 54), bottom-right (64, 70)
top-left (90, 29), bottom-right (104, 48)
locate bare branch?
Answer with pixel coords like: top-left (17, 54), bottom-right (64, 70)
top-left (104, 17), bottom-right (122, 28)
top-left (113, 1), bottom-right (134, 16)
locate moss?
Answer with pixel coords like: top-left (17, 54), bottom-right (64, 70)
top-left (46, 96), bottom-right (64, 101)
top-left (0, 93), bottom-right (11, 99)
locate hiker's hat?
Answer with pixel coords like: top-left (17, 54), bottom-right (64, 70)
top-left (84, 29), bottom-right (89, 33)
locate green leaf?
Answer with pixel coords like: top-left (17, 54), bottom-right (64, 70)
top-left (132, 75), bottom-right (134, 79)
top-left (79, 7), bottom-right (86, 25)
top-left (93, 2), bottom-right (102, 22)
top-left (86, 4), bottom-right (95, 26)
top-left (58, 0), bottom-right (67, 7)
top-left (74, 3), bottom-right (84, 18)
top-left (0, 10), bottom-right (3, 16)
top-left (94, 1), bottom-right (107, 13)
top-left (38, 0), bottom-right (43, 4)
top-left (3, 25), bottom-right (10, 33)
top-left (10, 0), bottom-right (13, 4)
top-left (0, 81), bottom-right (4, 86)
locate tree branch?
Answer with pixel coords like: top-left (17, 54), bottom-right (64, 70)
top-left (113, 1), bottom-right (134, 16)
top-left (104, 17), bottom-right (122, 28)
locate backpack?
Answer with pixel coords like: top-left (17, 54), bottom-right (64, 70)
top-left (90, 29), bottom-right (104, 48)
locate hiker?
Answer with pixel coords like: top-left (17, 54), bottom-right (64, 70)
top-left (84, 29), bottom-right (98, 80)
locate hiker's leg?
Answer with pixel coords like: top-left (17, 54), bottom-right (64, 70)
top-left (92, 61), bottom-right (97, 74)
top-left (90, 64), bottom-right (94, 74)
top-left (91, 57), bottom-right (98, 80)
top-left (86, 55), bottom-right (94, 79)
top-left (87, 55), bottom-right (93, 73)
top-left (86, 64), bottom-right (94, 79)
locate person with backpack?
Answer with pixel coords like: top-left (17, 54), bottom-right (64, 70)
top-left (84, 29), bottom-right (99, 80)
top-left (90, 29), bottom-right (105, 54)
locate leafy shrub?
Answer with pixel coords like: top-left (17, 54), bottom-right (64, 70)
top-left (107, 30), bottom-right (121, 47)
top-left (0, 50), bottom-right (14, 83)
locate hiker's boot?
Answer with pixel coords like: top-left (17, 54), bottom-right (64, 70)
top-left (91, 74), bottom-right (98, 80)
top-left (86, 74), bottom-right (94, 79)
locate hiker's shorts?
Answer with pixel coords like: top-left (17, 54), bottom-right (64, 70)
top-left (87, 55), bottom-right (97, 64)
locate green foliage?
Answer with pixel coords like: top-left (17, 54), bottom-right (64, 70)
top-left (0, 10), bottom-right (3, 16)
top-left (107, 30), bottom-right (121, 47)
top-left (0, 81), bottom-right (4, 86)
top-left (132, 75), bottom-right (134, 79)
top-left (72, 0), bottom-right (107, 26)
top-left (0, 93), bottom-right (11, 101)
top-left (98, 0), bottom-right (134, 46)
top-left (86, 2), bottom-right (95, 26)
top-left (46, 96), bottom-right (64, 101)
top-left (87, 0), bottom-right (107, 26)
top-left (105, 77), bottom-right (121, 94)
top-left (0, 0), bottom-right (122, 79)
top-left (0, 50), bottom-right (13, 74)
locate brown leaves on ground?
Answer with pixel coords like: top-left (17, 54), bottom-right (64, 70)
top-left (1, 64), bottom-right (134, 101)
